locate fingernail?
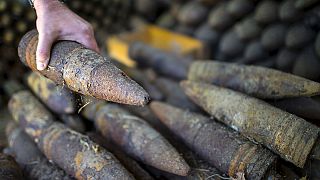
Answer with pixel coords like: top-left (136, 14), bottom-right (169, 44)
top-left (37, 62), bottom-right (46, 71)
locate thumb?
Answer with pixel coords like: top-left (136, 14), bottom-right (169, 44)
top-left (36, 33), bottom-right (55, 71)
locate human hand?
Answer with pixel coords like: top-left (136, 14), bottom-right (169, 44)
top-left (34, 0), bottom-right (99, 70)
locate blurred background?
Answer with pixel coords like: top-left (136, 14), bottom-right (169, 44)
top-left (0, 0), bottom-right (320, 179)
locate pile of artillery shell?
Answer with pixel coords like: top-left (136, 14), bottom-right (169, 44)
top-left (9, 91), bottom-right (134, 179)
top-left (151, 102), bottom-right (276, 179)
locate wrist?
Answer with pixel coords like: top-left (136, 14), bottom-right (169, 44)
top-left (34, 0), bottom-right (62, 11)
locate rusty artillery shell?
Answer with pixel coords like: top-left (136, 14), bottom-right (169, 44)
top-left (88, 132), bottom-right (155, 180)
top-left (177, 2), bottom-right (209, 27)
top-left (128, 42), bottom-right (189, 80)
top-left (285, 24), bottom-right (316, 49)
top-left (6, 123), bottom-right (74, 180)
top-left (244, 41), bottom-right (268, 64)
top-left (188, 61), bottom-right (320, 99)
top-left (59, 114), bottom-right (86, 133)
top-left (219, 30), bottom-right (245, 58)
top-left (254, 1), bottom-right (279, 25)
top-left (8, 91), bottom-right (134, 179)
top-left (18, 30), bottom-right (149, 106)
top-left (279, 0), bottom-right (302, 22)
top-left (87, 102), bottom-right (190, 176)
top-left (226, 0), bottom-right (254, 19)
top-left (261, 24), bottom-right (287, 52)
top-left (235, 17), bottom-right (263, 41)
top-left (27, 72), bottom-right (76, 114)
top-left (292, 47), bottom-right (320, 80)
top-left (208, 2), bottom-right (234, 31)
top-left (0, 153), bottom-right (23, 180)
top-left (181, 81), bottom-right (320, 168)
top-left (275, 49), bottom-right (298, 72)
top-left (270, 97), bottom-right (320, 121)
top-left (154, 77), bottom-right (199, 112)
top-left (150, 102), bottom-right (276, 180)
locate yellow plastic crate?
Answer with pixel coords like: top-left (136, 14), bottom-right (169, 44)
top-left (107, 25), bottom-right (204, 67)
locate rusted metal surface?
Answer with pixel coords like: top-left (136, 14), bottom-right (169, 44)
top-left (27, 72), bottom-right (76, 114)
top-left (0, 153), bottom-right (23, 180)
top-left (18, 30), bottom-right (149, 106)
top-left (6, 123), bottom-right (74, 180)
top-left (88, 132), bottom-right (155, 180)
top-left (181, 81), bottom-right (320, 168)
top-left (92, 103), bottom-right (190, 176)
top-left (128, 42), bottom-right (189, 80)
top-left (188, 61), bottom-right (320, 99)
top-left (150, 101), bottom-right (276, 180)
top-left (8, 91), bottom-right (134, 179)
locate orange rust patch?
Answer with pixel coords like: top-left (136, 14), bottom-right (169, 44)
top-left (43, 126), bottom-right (62, 161)
top-left (25, 35), bottom-right (38, 71)
top-left (228, 143), bottom-right (249, 177)
top-left (75, 152), bottom-right (84, 179)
